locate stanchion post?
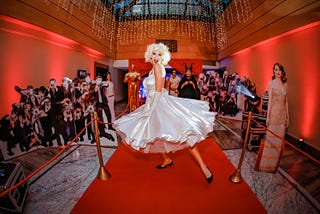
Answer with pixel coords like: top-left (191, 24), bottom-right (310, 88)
top-left (229, 111), bottom-right (252, 183)
top-left (93, 111), bottom-right (111, 181)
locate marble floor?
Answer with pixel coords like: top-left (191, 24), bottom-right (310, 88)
top-left (1, 102), bottom-right (319, 214)
top-left (214, 114), bottom-right (320, 207)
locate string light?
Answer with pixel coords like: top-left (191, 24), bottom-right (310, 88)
top-left (45, 0), bottom-right (252, 50)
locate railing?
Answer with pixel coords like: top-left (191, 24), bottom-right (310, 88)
top-left (222, 111), bottom-right (320, 183)
top-left (1, 108), bottom-right (318, 197)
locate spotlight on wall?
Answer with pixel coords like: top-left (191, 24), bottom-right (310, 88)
top-left (297, 138), bottom-right (304, 149)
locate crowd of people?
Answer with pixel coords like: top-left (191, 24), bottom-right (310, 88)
top-left (0, 65), bottom-right (262, 158)
top-left (166, 69), bottom-right (262, 117)
top-left (0, 71), bottom-right (116, 157)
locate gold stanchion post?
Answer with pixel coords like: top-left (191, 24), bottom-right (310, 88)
top-left (93, 111), bottom-right (111, 181)
top-left (229, 111), bottom-right (252, 183)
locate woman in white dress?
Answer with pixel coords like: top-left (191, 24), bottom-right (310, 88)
top-left (166, 69), bottom-right (181, 97)
top-left (114, 43), bottom-right (216, 183)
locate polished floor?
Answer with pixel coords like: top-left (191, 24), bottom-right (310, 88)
top-left (1, 101), bottom-right (319, 214)
top-left (213, 114), bottom-right (320, 207)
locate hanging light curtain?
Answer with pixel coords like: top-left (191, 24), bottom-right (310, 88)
top-left (45, 0), bottom-right (252, 50)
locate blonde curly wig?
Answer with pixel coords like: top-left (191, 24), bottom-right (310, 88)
top-left (144, 43), bottom-right (171, 65)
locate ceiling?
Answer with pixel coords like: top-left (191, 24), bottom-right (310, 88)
top-left (102, 0), bottom-right (232, 22)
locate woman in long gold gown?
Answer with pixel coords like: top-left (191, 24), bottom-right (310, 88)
top-left (255, 62), bottom-right (289, 172)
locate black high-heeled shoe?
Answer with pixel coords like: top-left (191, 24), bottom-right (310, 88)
top-left (205, 168), bottom-right (213, 184)
top-left (156, 161), bottom-right (173, 169)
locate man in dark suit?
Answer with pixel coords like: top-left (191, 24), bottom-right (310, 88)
top-left (92, 76), bottom-right (115, 141)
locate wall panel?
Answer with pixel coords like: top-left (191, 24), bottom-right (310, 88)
top-left (0, 0), bottom-right (116, 57)
top-left (220, 22), bottom-right (320, 149)
top-left (219, 0), bottom-right (320, 60)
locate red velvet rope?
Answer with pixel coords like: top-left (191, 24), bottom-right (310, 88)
top-left (1, 110), bottom-right (318, 198)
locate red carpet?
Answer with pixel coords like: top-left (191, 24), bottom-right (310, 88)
top-left (71, 138), bottom-right (266, 214)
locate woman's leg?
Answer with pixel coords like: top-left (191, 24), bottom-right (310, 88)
top-left (189, 145), bottom-right (212, 179)
top-left (159, 153), bottom-right (172, 164)
top-left (156, 153), bottom-right (173, 168)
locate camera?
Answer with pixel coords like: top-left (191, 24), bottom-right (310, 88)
top-left (88, 105), bottom-right (95, 113)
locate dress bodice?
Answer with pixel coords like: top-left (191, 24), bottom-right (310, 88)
top-left (269, 80), bottom-right (288, 125)
top-left (143, 68), bottom-right (166, 95)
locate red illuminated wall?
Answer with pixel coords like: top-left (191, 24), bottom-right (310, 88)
top-left (220, 22), bottom-right (320, 149)
top-left (0, 15), bottom-right (108, 116)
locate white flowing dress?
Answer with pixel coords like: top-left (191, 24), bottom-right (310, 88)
top-left (114, 69), bottom-right (216, 153)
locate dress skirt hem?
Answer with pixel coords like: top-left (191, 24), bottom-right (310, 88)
top-left (114, 86), bottom-right (216, 153)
